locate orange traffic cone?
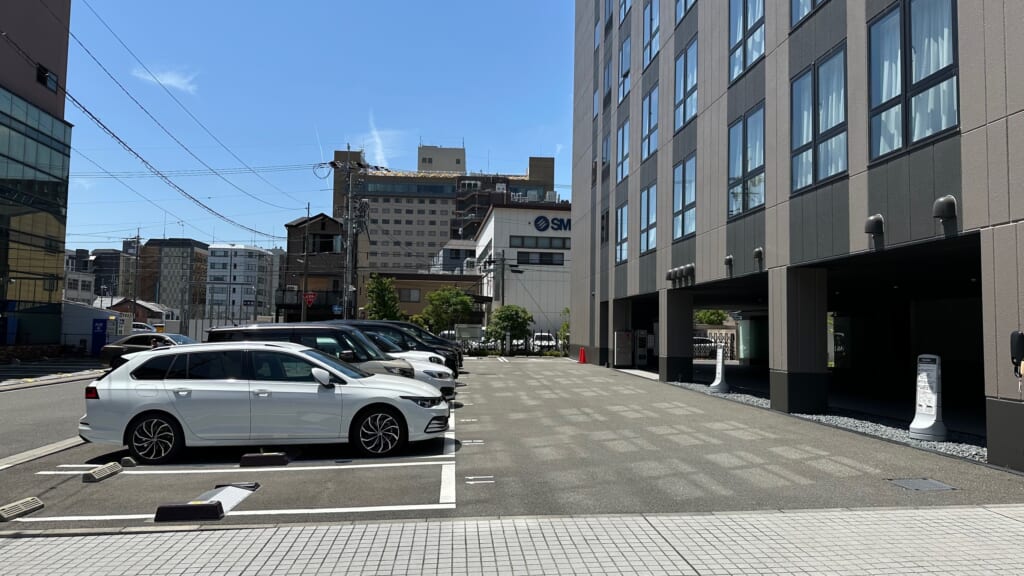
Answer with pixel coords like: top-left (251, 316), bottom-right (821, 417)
top-left (578, 347), bottom-right (587, 364)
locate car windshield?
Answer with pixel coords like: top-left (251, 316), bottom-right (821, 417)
top-left (343, 329), bottom-right (389, 361)
top-left (301, 349), bottom-right (370, 379)
top-left (367, 332), bottom-right (403, 353)
top-left (396, 324), bottom-right (448, 347)
top-left (165, 334), bottom-right (196, 344)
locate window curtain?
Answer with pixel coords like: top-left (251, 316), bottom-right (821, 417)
top-left (910, 0), bottom-right (952, 83)
top-left (746, 109), bottom-right (764, 171)
top-left (792, 0), bottom-right (812, 24)
top-left (792, 73), bottom-right (813, 150)
top-left (747, 0), bottom-right (763, 26)
top-left (870, 11), bottom-right (901, 107)
top-left (818, 52), bottom-right (845, 133)
top-left (730, 0), bottom-right (744, 48)
top-left (912, 77), bottom-right (957, 141)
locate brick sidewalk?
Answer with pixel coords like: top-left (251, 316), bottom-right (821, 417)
top-left (3, 505), bottom-right (1024, 575)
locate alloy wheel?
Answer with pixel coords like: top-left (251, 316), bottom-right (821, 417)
top-left (131, 418), bottom-right (176, 461)
top-left (359, 412), bottom-right (401, 455)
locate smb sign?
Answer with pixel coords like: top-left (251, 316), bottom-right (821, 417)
top-left (534, 215), bottom-right (571, 232)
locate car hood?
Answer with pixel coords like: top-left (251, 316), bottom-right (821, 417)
top-left (357, 373), bottom-right (443, 397)
top-left (391, 351), bottom-right (445, 364)
top-left (406, 359), bottom-right (452, 378)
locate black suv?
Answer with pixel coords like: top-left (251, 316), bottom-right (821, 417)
top-left (325, 320), bottom-right (460, 376)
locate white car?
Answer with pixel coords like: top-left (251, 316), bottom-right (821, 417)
top-left (78, 341), bottom-right (449, 464)
top-left (131, 322), bottom-right (156, 334)
top-left (361, 331), bottom-right (456, 398)
top-left (530, 332), bottom-right (557, 351)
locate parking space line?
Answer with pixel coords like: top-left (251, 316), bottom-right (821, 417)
top-left (440, 463), bottom-right (456, 504)
top-left (36, 460), bottom-right (452, 476)
top-left (56, 464), bottom-right (97, 468)
top-left (15, 503), bottom-right (458, 524)
top-left (0, 437), bottom-right (84, 472)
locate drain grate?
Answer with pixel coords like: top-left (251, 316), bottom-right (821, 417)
top-left (889, 478), bottom-right (957, 491)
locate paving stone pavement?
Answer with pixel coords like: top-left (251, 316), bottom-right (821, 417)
top-left (4, 505), bottom-right (1024, 575)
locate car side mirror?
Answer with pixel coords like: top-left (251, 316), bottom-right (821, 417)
top-left (339, 350), bottom-right (356, 363)
top-left (1011, 331), bottom-right (1024, 378)
top-left (311, 367), bottom-right (335, 388)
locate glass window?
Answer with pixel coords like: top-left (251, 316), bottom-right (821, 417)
top-left (641, 85), bottom-right (659, 160)
top-left (617, 120), bottom-right (630, 182)
top-left (640, 183), bottom-right (657, 254)
top-left (616, 203), bottom-right (629, 263)
top-left (674, 38), bottom-right (698, 130)
top-left (643, 0), bottom-right (660, 69)
top-left (619, 36), bottom-right (632, 102)
top-left (792, 47), bottom-right (848, 191)
top-left (792, 0), bottom-right (829, 26)
top-left (604, 59), bottom-right (612, 97)
top-left (594, 88), bottom-right (599, 118)
top-left (728, 104), bottom-right (765, 217)
top-left (602, 133), bottom-right (610, 165)
top-left (131, 355), bottom-right (176, 380)
top-left (187, 351), bottom-right (244, 380)
top-left (251, 351), bottom-right (317, 383)
top-left (620, 0), bottom-right (632, 22)
top-left (869, 0), bottom-right (956, 160)
top-left (676, 0), bottom-right (696, 23)
top-left (730, 0), bottom-right (765, 81)
top-left (673, 154), bottom-right (697, 239)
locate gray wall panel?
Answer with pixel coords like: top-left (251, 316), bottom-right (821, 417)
top-left (802, 190), bottom-right (818, 262)
top-left (672, 237), bottom-right (697, 268)
top-left (933, 135), bottom-right (963, 234)
top-left (726, 211), bottom-right (765, 276)
top-left (866, 0), bottom-right (893, 20)
top-left (639, 252), bottom-right (657, 294)
top-left (817, 186), bottom-right (834, 258)
top-left (867, 162), bottom-right (888, 231)
top-left (641, 54), bottom-right (660, 94)
top-left (790, 0), bottom-right (847, 73)
top-left (727, 60), bottom-right (766, 120)
top-left (673, 123), bottom-right (698, 163)
top-left (832, 179), bottom-right (850, 256)
top-left (908, 144), bottom-right (936, 242)
top-left (614, 263), bottom-right (627, 299)
top-left (886, 154), bottom-right (911, 245)
top-left (674, 2), bottom-right (698, 54)
top-left (600, 245), bottom-right (609, 300)
top-left (790, 194), bottom-right (804, 263)
top-left (640, 152), bottom-right (658, 186)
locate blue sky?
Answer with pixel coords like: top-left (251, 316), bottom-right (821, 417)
top-left (64, 0), bottom-right (574, 251)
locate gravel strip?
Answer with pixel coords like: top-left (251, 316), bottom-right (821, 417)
top-left (669, 379), bottom-right (987, 463)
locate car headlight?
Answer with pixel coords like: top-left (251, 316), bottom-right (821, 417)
top-left (423, 370), bottom-right (451, 380)
top-left (385, 366), bottom-right (415, 378)
top-left (401, 395), bottom-right (444, 408)
top-left (428, 356), bottom-right (443, 364)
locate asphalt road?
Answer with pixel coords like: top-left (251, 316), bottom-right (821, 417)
top-left (0, 378), bottom-right (91, 460)
top-left (3, 358), bottom-right (1024, 532)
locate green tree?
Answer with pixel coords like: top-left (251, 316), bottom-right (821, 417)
top-left (694, 309), bottom-right (729, 325)
top-left (364, 274), bottom-right (403, 320)
top-left (408, 314), bottom-right (429, 329)
top-left (487, 304), bottom-right (534, 353)
top-left (422, 286), bottom-right (473, 332)
top-left (557, 307), bottom-right (571, 352)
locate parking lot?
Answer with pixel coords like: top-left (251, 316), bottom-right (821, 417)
top-left (4, 357), bottom-right (1024, 532)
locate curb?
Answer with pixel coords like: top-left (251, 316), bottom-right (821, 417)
top-left (0, 370), bottom-right (106, 392)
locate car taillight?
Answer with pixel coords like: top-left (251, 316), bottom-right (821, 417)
top-left (85, 386), bottom-right (99, 400)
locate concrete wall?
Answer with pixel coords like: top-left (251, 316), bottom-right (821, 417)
top-left (0, 0), bottom-right (70, 119)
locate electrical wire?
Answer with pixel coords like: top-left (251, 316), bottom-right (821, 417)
top-left (0, 25), bottom-right (284, 240)
top-left (35, 0), bottom-right (297, 211)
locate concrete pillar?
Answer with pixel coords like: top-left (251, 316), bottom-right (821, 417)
top-left (769, 267), bottom-right (829, 413)
top-left (659, 289), bottom-right (694, 383)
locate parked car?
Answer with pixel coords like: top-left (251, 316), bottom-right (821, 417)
top-left (359, 331), bottom-right (457, 399)
top-left (693, 337), bottom-right (717, 359)
top-left (386, 321), bottom-right (464, 368)
top-left (530, 332), bottom-right (557, 352)
top-left (326, 320), bottom-right (460, 376)
top-left (100, 333), bottom-right (196, 367)
top-left (78, 341), bottom-right (449, 463)
top-left (131, 322), bottom-right (156, 334)
top-left (207, 323), bottom-right (416, 381)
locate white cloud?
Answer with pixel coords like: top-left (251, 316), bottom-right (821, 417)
top-left (347, 116), bottom-right (410, 169)
top-left (368, 111), bottom-right (388, 168)
top-left (554, 143), bottom-right (564, 157)
top-left (131, 67), bottom-right (198, 94)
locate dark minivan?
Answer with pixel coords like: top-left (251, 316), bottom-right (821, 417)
top-left (325, 320), bottom-right (460, 376)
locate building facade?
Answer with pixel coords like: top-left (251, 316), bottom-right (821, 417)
top-left (0, 0), bottom-right (72, 346)
top-left (572, 0), bottom-right (1024, 469)
top-left (205, 243), bottom-right (274, 323)
top-left (139, 238), bottom-right (208, 331)
top-left (278, 213), bottom-right (346, 321)
top-left (477, 204), bottom-right (572, 335)
top-left (90, 249), bottom-right (123, 297)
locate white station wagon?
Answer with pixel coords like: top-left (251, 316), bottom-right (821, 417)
top-left (78, 341), bottom-right (450, 464)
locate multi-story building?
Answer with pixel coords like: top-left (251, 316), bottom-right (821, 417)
top-left (117, 251), bottom-right (137, 299)
top-left (278, 213), bottom-right (346, 321)
top-left (90, 249), bottom-right (123, 297)
top-left (139, 238), bottom-right (208, 331)
top-left (572, 1), bottom-right (1024, 469)
top-left (63, 249), bottom-right (95, 304)
top-left (205, 243), bottom-right (275, 323)
top-left (0, 0), bottom-right (71, 347)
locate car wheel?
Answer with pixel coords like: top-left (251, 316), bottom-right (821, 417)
top-left (353, 407), bottom-right (406, 457)
top-left (127, 413), bottom-right (184, 464)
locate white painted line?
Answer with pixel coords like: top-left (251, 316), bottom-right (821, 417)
top-left (465, 475), bottom-right (493, 480)
top-left (439, 463), bottom-right (456, 504)
top-left (459, 419), bottom-right (478, 423)
top-left (0, 437), bottom-right (84, 471)
top-left (461, 440), bottom-right (485, 445)
top-left (56, 464), bottom-right (98, 468)
top-left (465, 481), bottom-right (495, 485)
top-left (15, 503), bottom-right (458, 523)
top-left (36, 460), bottom-right (451, 476)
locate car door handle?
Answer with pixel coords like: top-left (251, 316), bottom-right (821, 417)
top-left (172, 388), bottom-right (191, 398)
top-left (253, 389), bottom-right (271, 398)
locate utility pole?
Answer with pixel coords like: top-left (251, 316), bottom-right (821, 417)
top-left (132, 228), bottom-right (140, 328)
top-left (300, 202), bottom-right (310, 322)
top-left (343, 144), bottom-right (355, 320)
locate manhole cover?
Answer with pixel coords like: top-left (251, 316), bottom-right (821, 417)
top-left (889, 478), bottom-right (957, 491)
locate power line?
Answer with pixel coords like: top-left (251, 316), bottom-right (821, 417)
top-left (71, 163), bottom-right (323, 179)
top-left (35, 0), bottom-right (295, 211)
top-left (0, 25), bottom-right (284, 240)
top-left (78, 0), bottom-right (304, 206)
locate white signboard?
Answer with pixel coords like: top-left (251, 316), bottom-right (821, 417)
top-left (909, 354), bottom-right (946, 441)
top-left (915, 360), bottom-right (938, 415)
